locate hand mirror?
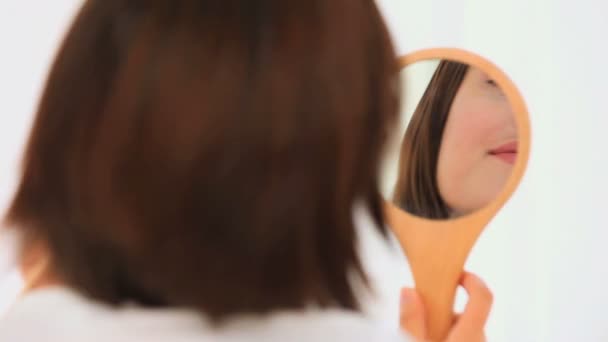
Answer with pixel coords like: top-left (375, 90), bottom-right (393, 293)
top-left (382, 48), bottom-right (531, 340)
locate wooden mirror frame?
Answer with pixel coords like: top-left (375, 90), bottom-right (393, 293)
top-left (386, 47), bottom-right (531, 340)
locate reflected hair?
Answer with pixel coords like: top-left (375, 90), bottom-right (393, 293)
top-left (393, 60), bottom-right (469, 219)
top-left (4, 0), bottom-right (399, 320)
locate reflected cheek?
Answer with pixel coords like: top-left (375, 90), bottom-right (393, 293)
top-left (449, 96), bottom-right (507, 148)
top-left (436, 144), bottom-right (471, 206)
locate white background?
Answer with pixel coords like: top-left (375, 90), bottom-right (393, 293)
top-left (1, 1), bottom-right (608, 341)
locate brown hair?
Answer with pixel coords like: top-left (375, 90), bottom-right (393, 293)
top-left (4, 0), bottom-right (399, 319)
top-left (393, 60), bottom-right (468, 219)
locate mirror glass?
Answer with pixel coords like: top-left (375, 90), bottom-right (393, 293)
top-left (381, 59), bottom-right (519, 220)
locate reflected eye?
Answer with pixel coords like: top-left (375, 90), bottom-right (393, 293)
top-left (485, 78), bottom-right (506, 97)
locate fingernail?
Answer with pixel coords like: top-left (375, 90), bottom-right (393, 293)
top-left (468, 272), bottom-right (487, 286)
top-left (400, 288), bottom-right (412, 307)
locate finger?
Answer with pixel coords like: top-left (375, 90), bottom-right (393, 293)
top-left (452, 313), bottom-right (461, 325)
top-left (399, 288), bottom-right (428, 341)
top-left (457, 272), bottom-right (493, 332)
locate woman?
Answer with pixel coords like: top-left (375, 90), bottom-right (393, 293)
top-left (0, 1), bottom-right (491, 341)
top-left (394, 61), bottom-right (518, 219)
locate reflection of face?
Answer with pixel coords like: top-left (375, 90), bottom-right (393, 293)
top-left (436, 67), bottom-right (517, 216)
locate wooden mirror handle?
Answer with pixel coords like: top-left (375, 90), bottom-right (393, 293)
top-left (387, 202), bottom-right (482, 341)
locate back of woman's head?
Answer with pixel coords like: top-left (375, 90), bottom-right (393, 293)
top-left (5, 0), bottom-right (399, 319)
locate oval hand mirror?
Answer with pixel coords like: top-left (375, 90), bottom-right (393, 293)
top-left (382, 48), bottom-right (531, 340)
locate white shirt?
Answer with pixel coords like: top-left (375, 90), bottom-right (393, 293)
top-left (0, 230), bottom-right (23, 314)
top-left (0, 287), bottom-right (411, 342)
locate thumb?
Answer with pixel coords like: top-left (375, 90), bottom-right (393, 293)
top-left (400, 288), bottom-right (428, 341)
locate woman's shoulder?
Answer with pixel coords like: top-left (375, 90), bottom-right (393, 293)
top-left (234, 308), bottom-right (411, 341)
top-left (0, 287), bottom-right (411, 342)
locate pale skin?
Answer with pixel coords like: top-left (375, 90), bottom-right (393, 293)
top-left (437, 66), bottom-right (517, 216)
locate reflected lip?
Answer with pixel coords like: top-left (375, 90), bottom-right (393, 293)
top-left (489, 141), bottom-right (518, 164)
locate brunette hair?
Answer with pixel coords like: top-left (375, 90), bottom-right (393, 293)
top-left (4, 0), bottom-right (399, 319)
top-left (393, 60), bottom-right (469, 219)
